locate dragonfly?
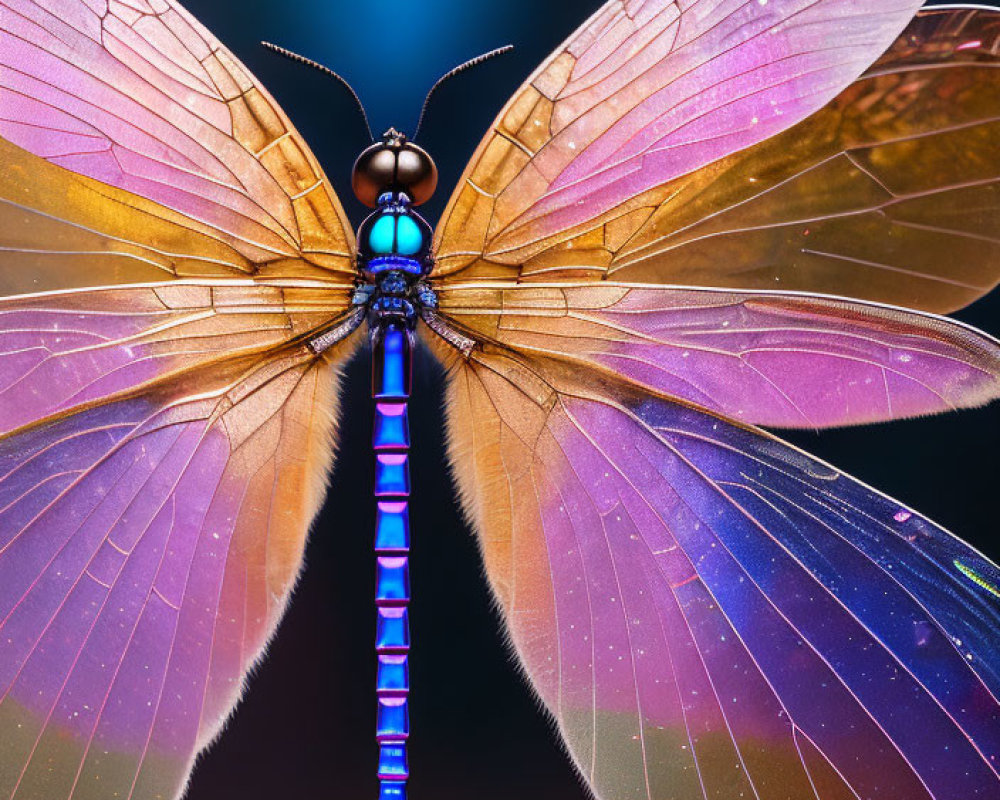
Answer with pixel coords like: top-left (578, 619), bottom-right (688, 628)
top-left (1, 0), bottom-right (999, 799)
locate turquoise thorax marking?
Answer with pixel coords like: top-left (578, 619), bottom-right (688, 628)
top-left (395, 215), bottom-right (423, 255)
top-left (367, 214), bottom-right (423, 257)
top-left (369, 215), bottom-right (398, 254)
top-left (359, 192), bottom-right (432, 278)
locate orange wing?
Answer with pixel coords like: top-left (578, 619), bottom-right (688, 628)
top-left (0, 1), bottom-right (360, 798)
top-left (433, 5), bottom-right (1000, 313)
top-left (1, 0), bottom-right (354, 280)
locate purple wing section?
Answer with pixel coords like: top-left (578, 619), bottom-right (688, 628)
top-left (438, 283), bottom-right (1000, 429)
top-left (0, 347), bottom-right (348, 800)
top-left (442, 344), bottom-right (1000, 800)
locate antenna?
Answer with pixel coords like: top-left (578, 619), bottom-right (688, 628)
top-left (412, 45), bottom-right (514, 141)
top-left (261, 42), bottom-right (374, 142)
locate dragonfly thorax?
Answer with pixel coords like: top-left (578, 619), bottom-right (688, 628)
top-left (355, 190), bottom-right (436, 324)
top-left (357, 191), bottom-right (433, 272)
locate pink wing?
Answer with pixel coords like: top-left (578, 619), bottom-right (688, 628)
top-left (0, 280), bottom-right (351, 435)
top-left (0, 343), bottom-right (353, 800)
top-left (0, 0), bottom-right (360, 797)
top-left (434, 0), bottom-right (924, 273)
top-left (435, 283), bottom-right (1000, 429)
top-left (1, 0), bottom-right (354, 271)
top-left (425, 6), bottom-right (1000, 799)
top-left (428, 334), bottom-right (1000, 800)
top-left (432, 5), bottom-right (1000, 314)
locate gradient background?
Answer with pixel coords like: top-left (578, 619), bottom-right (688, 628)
top-left (175, 1), bottom-right (1000, 798)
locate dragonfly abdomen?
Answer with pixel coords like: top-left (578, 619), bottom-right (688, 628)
top-left (372, 320), bottom-right (414, 800)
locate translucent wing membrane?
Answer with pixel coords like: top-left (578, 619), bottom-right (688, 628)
top-left (433, 5), bottom-right (1000, 314)
top-left (435, 282), bottom-right (1000, 429)
top-left (429, 8), bottom-right (1000, 796)
top-left (0, 340), bottom-right (353, 800)
top-left (0, 280), bottom-right (352, 435)
top-left (0, 138), bottom-right (351, 296)
top-left (4, 3), bottom-right (1000, 800)
top-left (430, 338), bottom-right (1000, 800)
top-left (0, 271), bottom-right (356, 800)
top-left (0, 0), bottom-right (358, 797)
top-left (0, 0), bottom-right (354, 272)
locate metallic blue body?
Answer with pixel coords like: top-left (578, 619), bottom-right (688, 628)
top-left (376, 607), bottom-right (410, 649)
top-left (301, 135), bottom-right (473, 800)
top-left (373, 404), bottom-right (410, 449)
top-left (375, 501), bottom-right (411, 550)
top-left (378, 781), bottom-right (407, 800)
top-left (377, 654), bottom-right (410, 691)
top-left (378, 742), bottom-right (409, 776)
top-left (353, 183), bottom-right (435, 800)
top-left (371, 316), bottom-right (415, 798)
top-left (374, 454), bottom-right (410, 496)
top-left (375, 556), bottom-right (411, 602)
top-left (373, 325), bottom-right (412, 397)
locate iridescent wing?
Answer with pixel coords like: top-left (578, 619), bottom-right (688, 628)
top-left (0, 0), bottom-right (357, 797)
top-left (428, 335), bottom-right (1000, 800)
top-left (435, 282), bottom-right (1000, 429)
top-left (433, 4), bottom-right (1000, 313)
top-left (1, 0), bottom-right (355, 281)
top-left (427, 2), bottom-right (1000, 799)
top-left (0, 340), bottom-right (352, 800)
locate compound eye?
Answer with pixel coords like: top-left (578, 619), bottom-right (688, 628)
top-left (395, 146), bottom-right (437, 206)
top-left (352, 144), bottom-right (397, 207)
top-left (367, 214), bottom-right (397, 254)
top-left (359, 207), bottom-right (432, 263)
top-left (351, 140), bottom-right (438, 207)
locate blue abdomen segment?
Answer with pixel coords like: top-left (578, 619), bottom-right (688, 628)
top-left (376, 697), bottom-right (409, 739)
top-left (378, 742), bottom-right (409, 778)
top-left (375, 454), bottom-right (410, 496)
top-left (372, 319), bottom-right (413, 800)
top-left (376, 557), bottom-right (410, 603)
top-left (373, 325), bottom-right (411, 398)
top-left (374, 403), bottom-right (410, 449)
top-left (377, 655), bottom-right (409, 692)
top-left (375, 501), bottom-right (410, 550)
top-left (376, 607), bottom-right (410, 650)
top-left (378, 781), bottom-right (407, 800)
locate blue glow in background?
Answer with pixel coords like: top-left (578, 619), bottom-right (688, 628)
top-left (176, 2), bottom-right (1000, 800)
top-left (290, 0), bottom-right (511, 134)
top-left (185, 0), bottom-right (590, 228)
top-left (211, 0), bottom-right (513, 133)
top-left (177, 7), bottom-right (607, 796)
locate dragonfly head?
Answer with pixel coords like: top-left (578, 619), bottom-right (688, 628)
top-left (352, 129), bottom-right (438, 208)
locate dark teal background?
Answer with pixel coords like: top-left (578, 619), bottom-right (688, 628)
top-left (175, 2), bottom-right (1000, 799)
